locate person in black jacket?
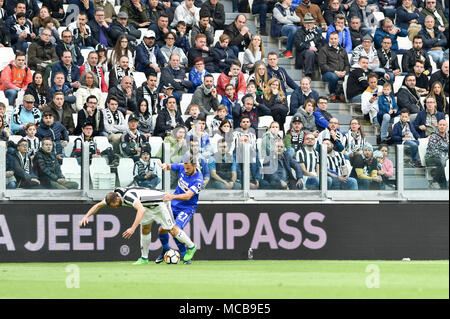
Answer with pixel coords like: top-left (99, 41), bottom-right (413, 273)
top-left (293, 13), bottom-right (326, 74)
top-left (212, 34), bottom-right (238, 73)
top-left (401, 35), bottom-right (433, 75)
top-left (120, 113), bottom-right (148, 162)
top-left (10, 138), bottom-right (43, 189)
top-left (200, 0), bottom-right (225, 30)
top-left (187, 33), bottom-right (217, 72)
top-left (429, 60), bottom-right (449, 96)
top-left (223, 14), bottom-right (251, 54)
top-left (346, 56), bottom-right (370, 103)
top-left (55, 30), bottom-right (84, 66)
top-left (42, 0), bottom-right (65, 25)
top-left (349, 16), bottom-right (370, 49)
top-left (136, 73), bottom-right (160, 115)
top-left (24, 71), bottom-right (53, 111)
top-left (107, 76), bottom-right (138, 116)
top-left (232, 93), bottom-right (271, 132)
top-left (376, 35), bottom-right (402, 84)
top-left (158, 53), bottom-right (193, 96)
top-left (74, 95), bottom-right (105, 136)
top-left (154, 96), bottom-right (184, 138)
top-left (396, 74), bottom-right (424, 122)
top-left (109, 11), bottom-right (141, 48)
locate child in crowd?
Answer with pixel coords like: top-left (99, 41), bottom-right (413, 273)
top-left (174, 21), bottom-right (190, 54)
top-left (11, 12), bottom-right (35, 52)
top-left (133, 144), bottom-right (161, 189)
top-left (220, 84), bottom-right (240, 119)
top-left (377, 82), bottom-right (399, 142)
top-left (210, 105), bottom-right (232, 136)
top-left (23, 122), bottom-right (40, 158)
top-left (184, 104), bottom-right (205, 131)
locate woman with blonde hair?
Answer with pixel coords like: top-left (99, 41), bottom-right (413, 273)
top-left (243, 34), bottom-right (265, 74)
top-left (247, 61), bottom-right (269, 95)
top-left (428, 81), bottom-right (448, 115)
top-left (262, 78), bottom-right (288, 129)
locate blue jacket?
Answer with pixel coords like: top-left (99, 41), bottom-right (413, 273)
top-left (378, 93), bottom-right (399, 116)
top-left (374, 26), bottom-right (408, 52)
top-left (212, 42), bottom-right (238, 74)
top-left (135, 42), bottom-right (167, 72)
top-left (174, 31), bottom-right (190, 54)
top-left (414, 110), bottom-right (446, 138)
top-left (392, 121), bottom-right (420, 144)
top-left (267, 66), bottom-right (299, 95)
top-left (289, 88), bottom-right (319, 115)
top-left (36, 120), bottom-right (69, 143)
top-left (264, 151), bottom-right (303, 184)
top-left (396, 6), bottom-right (425, 30)
top-left (188, 68), bottom-right (210, 93)
top-left (51, 61), bottom-right (80, 89)
top-left (326, 23), bottom-right (352, 53)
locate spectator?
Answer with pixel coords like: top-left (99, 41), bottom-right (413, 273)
top-left (154, 96), bottom-right (184, 138)
top-left (323, 0), bottom-right (346, 26)
top-left (346, 56), bottom-right (370, 103)
top-left (148, 0), bottom-right (165, 25)
top-left (294, 98), bottom-right (319, 136)
top-left (295, 0), bottom-right (327, 31)
top-left (249, 1), bottom-right (268, 35)
top-left (425, 119), bottom-right (448, 189)
top-left (419, 15), bottom-right (447, 67)
top-left (50, 72), bottom-right (76, 106)
top-left (133, 144), bottom-right (161, 188)
top-left (314, 96), bottom-right (335, 132)
top-left (208, 138), bottom-right (241, 189)
top-left (68, 12), bottom-right (96, 49)
top-left (296, 18), bottom-right (326, 74)
top-left (217, 60), bottom-right (247, 100)
top-left (262, 78), bottom-right (289, 129)
top-left (317, 117), bottom-right (343, 150)
top-left (24, 71), bottom-right (52, 112)
top-left (119, 0), bottom-right (150, 28)
top-left (243, 34), bottom-right (265, 74)
top-left (120, 113), bottom-right (148, 162)
top-left (232, 115), bottom-right (258, 155)
top-left (429, 60), bottom-right (449, 96)
top-left (37, 16), bottom-right (59, 46)
top-left (96, 43), bottom-right (108, 72)
top-left (69, 0), bottom-right (95, 20)
top-left (108, 55), bottom-right (134, 91)
top-left (225, 13), bottom-right (252, 54)
top-left (350, 34), bottom-right (383, 76)
top-left (41, 1), bottom-right (65, 25)
top-left (374, 17), bottom-right (408, 53)
top-left (0, 112), bottom-right (9, 141)
top-left (171, 0), bottom-right (200, 30)
top-left (71, 121), bottom-right (104, 164)
top-left (110, 11), bottom-right (141, 49)
top-left (158, 53), bottom-right (193, 98)
top-left (10, 94), bottom-right (41, 136)
top-left (190, 10), bottom-right (214, 47)
top-left (34, 137), bottom-right (78, 189)
top-left (413, 60), bottom-right (430, 95)
top-left (134, 99), bottom-right (154, 139)
top-left (396, 0), bottom-right (425, 41)
top-left (4, 1), bottom-right (27, 30)
top-left (23, 122), bottom-right (40, 157)
top-left (187, 33), bottom-right (217, 72)
top-left (0, 51), bottom-right (32, 107)
top-left (376, 144), bottom-right (395, 188)
top-left (296, 133), bottom-right (320, 190)
top-left (361, 72), bottom-right (383, 123)
top-left (36, 110), bottom-right (69, 159)
top-left (422, 0), bottom-right (448, 34)
top-left (9, 138), bottom-right (42, 189)
top-left (136, 30), bottom-right (168, 77)
top-left (188, 57), bottom-right (210, 93)
top-left (55, 30), bottom-right (84, 67)
top-left (391, 108), bottom-right (422, 167)
top-left (173, 21), bottom-right (190, 54)
top-left (378, 82), bottom-right (399, 142)
top-left (402, 35), bottom-right (433, 74)
top-left (284, 115), bottom-right (306, 156)
top-left (347, 0), bottom-right (379, 35)
top-left (51, 50), bottom-right (80, 91)
top-left (414, 96), bottom-right (445, 138)
top-left (103, 95), bottom-right (128, 153)
top-left (247, 61), bottom-right (269, 95)
top-left (349, 143), bottom-right (383, 189)
top-left (428, 81), bottom-right (448, 114)
top-left (43, 91), bottom-right (76, 135)
top-left (349, 16), bottom-right (369, 50)
top-left (79, 51), bottom-right (108, 93)
top-left (182, 137), bottom-right (210, 187)
top-left (211, 118), bottom-right (233, 148)
top-left (191, 74), bottom-right (220, 115)
top-left (326, 13), bottom-right (352, 53)
top-left (108, 76), bottom-right (138, 116)
top-left (209, 105), bottom-right (231, 136)
top-left (87, 7), bottom-right (113, 47)
top-left (9, 12), bottom-right (35, 53)
top-left (323, 138), bottom-right (358, 190)
top-left (149, 14), bottom-right (172, 47)
top-left (222, 84), bottom-right (240, 123)
top-left (376, 35), bottom-right (402, 84)
top-left (263, 139), bottom-right (303, 190)
top-left (233, 93), bottom-right (271, 131)
top-left (267, 52), bottom-right (299, 95)
top-left (26, 28), bottom-right (58, 73)
top-left (271, 0), bottom-right (300, 58)
top-left (235, 134), bottom-right (266, 189)
top-left (164, 124), bottom-right (188, 164)
top-left (289, 76), bottom-right (320, 116)
top-left (74, 71), bottom-right (103, 113)
top-left (342, 118), bottom-right (367, 158)
top-left (74, 95), bottom-right (105, 137)
top-left (261, 120), bottom-right (282, 159)
top-left (136, 73), bottom-right (160, 115)
top-left (184, 104), bottom-right (203, 131)
top-left (396, 74), bottom-right (424, 122)
top-left (212, 34), bottom-right (239, 74)
top-left (318, 31), bottom-right (350, 102)
top-left (200, 0), bottom-right (225, 31)
top-left (93, 0), bottom-right (117, 23)
top-left (161, 31), bottom-right (189, 70)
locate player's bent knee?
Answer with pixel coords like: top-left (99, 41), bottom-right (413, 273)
top-left (142, 224), bottom-right (151, 235)
top-left (169, 225), bottom-right (180, 237)
top-left (158, 226), bottom-right (169, 234)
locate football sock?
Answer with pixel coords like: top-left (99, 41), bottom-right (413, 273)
top-left (141, 233), bottom-right (151, 259)
top-left (158, 232), bottom-right (170, 251)
top-left (174, 229), bottom-right (195, 249)
top-left (174, 238), bottom-right (187, 258)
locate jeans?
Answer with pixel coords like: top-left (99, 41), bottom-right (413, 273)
top-left (281, 25), bottom-right (298, 51)
top-left (252, 3), bottom-right (268, 31)
top-left (327, 176), bottom-right (358, 190)
top-left (350, 95), bottom-right (362, 103)
top-left (428, 50), bottom-right (445, 67)
top-left (137, 176), bottom-right (161, 189)
top-left (4, 89), bottom-right (18, 106)
top-left (305, 177), bottom-right (320, 190)
top-left (403, 139), bottom-right (420, 162)
top-left (379, 113), bottom-right (396, 140)
top-left (208, 179), bottom-right (242, 190)
top-left (322, 72), bottom-right (339, 95)
top-left (232, 0), bottom-right (239, 11)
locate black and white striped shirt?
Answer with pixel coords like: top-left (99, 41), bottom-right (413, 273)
top-left (296, 147), bottom-right (320, 174)
top-left (112, 187), bottom-right (165, 208)
top-left (326, 151), bottom-right (347, 176)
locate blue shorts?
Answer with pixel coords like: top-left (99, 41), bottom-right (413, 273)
top-left (172, 207), bottom-right (196, 229)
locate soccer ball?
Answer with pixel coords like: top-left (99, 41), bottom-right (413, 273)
top-left (164, 249), bottom-right (181, 264)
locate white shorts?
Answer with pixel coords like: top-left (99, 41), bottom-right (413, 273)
top-left (140, 202), bottom-right (175, 230)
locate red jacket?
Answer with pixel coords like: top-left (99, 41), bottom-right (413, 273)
top-left (216, 71), bottom-right (247, 100)
top-left (0, 60), bottom-right (32, 91)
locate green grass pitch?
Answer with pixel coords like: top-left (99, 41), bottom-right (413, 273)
top-left (0, 260), bottom-right (448, 299)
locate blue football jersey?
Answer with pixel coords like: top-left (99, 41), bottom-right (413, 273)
top-left (171, 164), bottom-right (203, 211)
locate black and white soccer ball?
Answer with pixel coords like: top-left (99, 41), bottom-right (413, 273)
top-left (164, 249), bottom-right (181, 264)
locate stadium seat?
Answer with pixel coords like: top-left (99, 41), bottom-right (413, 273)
top-left (418, 138), bottom-right (429, 167)
top-left (343, 75), bottom-right (349, 102)
top-left (211, 73), bottom-right (220, 85)
top-left (258, 115), bottom-right (273, 130)
top-left (81, 49), bottom-right (94, 62)
top-left (213, 30), bottom-right (224, 46)
top-left (397, 36), bottom-right (412, 50)
top-left (134, 72), bottom-right (147, 87)
top-left (397, 55), bottom-right (403, 70)
top-left (445, 160), bottom-right (449, 182)
top-left (238, 52), bottom-right (244, 65)
top-left (0, 47), bottom-right (16, 73)
top-left (284, 115), bottom-right (293, 133)
top-left (429, 58), bottom-right (437, 73)
top-left (93, 136), bottom-right (113, 153)
top-left (72, 113), bottom-right (78, 128)
top-left (180, 94), bottom-right (193, 114)
top-left (117, 157), bottom-right (135, 187)
top-left (14, 90), bottom-right (25, 108)
top-left (372, 11), bottom-right (385, 24)
top-left (206, 115), bottom-right (215, 130)
top-left (287, 95), bottom-right (291, 114)
top-left (64, 135), bottom-right (78, 157)
top-left (61, 157), bottom-right (81, 188)
top-left (277, 36), bottom-right (288, 51)
top-left (148, 136), bottom-right (163, 157)
top-left (104, 72), bottom-right (110, 89)
top-left (8, 135), bottom-right (23, 145)
top-left (393, 75), bottom-right (404, 93)
top-left (114, 5), bottom-right (121, 15)
top-left (58, 27), bottom-right (68, 38)
top-left (89, 157), bottom-right (116, 189)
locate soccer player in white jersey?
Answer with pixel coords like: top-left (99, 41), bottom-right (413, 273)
top-left (78, 186), bottom-right (198, 264)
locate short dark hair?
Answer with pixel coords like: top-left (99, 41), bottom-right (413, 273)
top-left (105, 192), bottom-right (120, 206)
top-left (368, 72), bottom-right (379, 80)
top-left (413, 35), bottom-right (423, 42)
top-left (107, 95), bottom-right (119, 104)
top-left (400, 108), bottom-right (410, 114)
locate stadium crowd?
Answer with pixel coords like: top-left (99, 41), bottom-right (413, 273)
top-left (0, 0), bottom-right (448, 191)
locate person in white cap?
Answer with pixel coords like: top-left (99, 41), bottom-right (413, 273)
top-left (136, 29), bottom-right (168, 77)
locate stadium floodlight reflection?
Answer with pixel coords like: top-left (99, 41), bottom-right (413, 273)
top-left (0, 141), bottom-right (448, 202)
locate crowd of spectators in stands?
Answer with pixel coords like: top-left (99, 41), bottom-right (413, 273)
top-left (0, 0), bottom-right (448, 191)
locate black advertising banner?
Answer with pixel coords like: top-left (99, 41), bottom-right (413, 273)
top-left (0, 202), bottom-right (448, 262)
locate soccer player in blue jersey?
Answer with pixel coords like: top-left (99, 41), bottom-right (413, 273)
top-left (156, 155), bottom-right (203, 264)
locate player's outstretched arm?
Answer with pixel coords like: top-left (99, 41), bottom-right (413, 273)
top-left (158, 162), bottom-right (172, 171)
top-left (79, 200), bottom-right (107, 227)
top-left (163, 190), bottom-right (195, 202)
top-left (122, 201), bottom-right (147, 239)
